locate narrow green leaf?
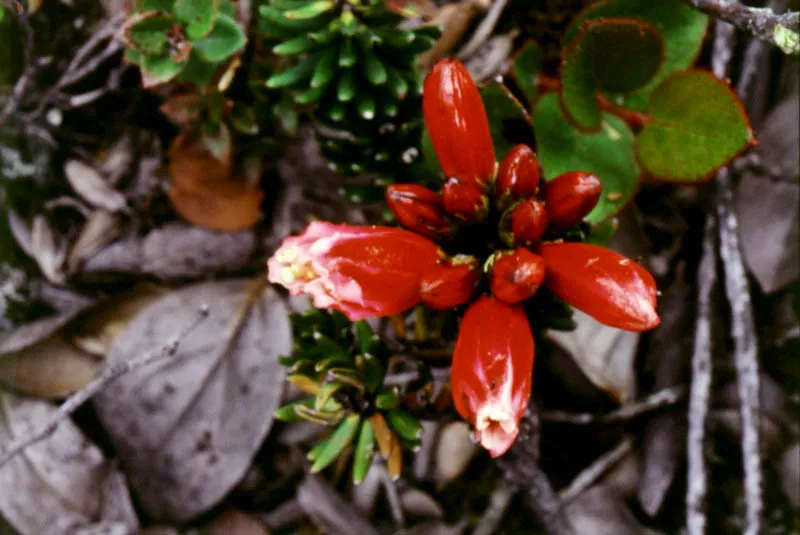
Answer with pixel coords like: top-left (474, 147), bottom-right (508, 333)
top-left (354, 321), bottom-right (377, 356)
top-left (311, 47), bottom-right (338, 88)
top-left (284, 0), bottom-right (335, 20)
top-left (259, 4), bottom-right (329, 32)
top-left (266, 54), bottom-right (318, 88)
top-left (636, 70), bottom-right (755, 181)
top-left (337, 68), bottom-right (356, 101)
top-left (339, 37), bottom-right (357, 67)
top-left (561, 18), bottom-right (663, 131)
top-left (385, 66), bottom-right (409, 100)
top-left (274, 396), bottom-right (316, 422)
top-left (386, 409), bottom-right (422, 442)
top-left (174, 0), bottom-right (217, 40)
top-left (230, 102), bottom-right (258, 134)
top-left (315, 382), bottom-right (344, 410)
top-left (273, 34), bottom-right (315, 55)
top-left (294, 85), bottom-right (326, 105)
top-left (533, 94), bottom-right (639, 224)
top-left (352, 420), bottom-right (376, 484)
top-left (358, 92), bottom-right (376, 120)
top-left (294, 404), bottom-right (345, 425)
top-left (274, 95), bottom-right (299, 134)
top-left (358, 37), bottom-right (387, 85)
top-left (361, 354), bottom-right (384, 393)
top-left (193, 14), bottom-right (246, 62)
top-left (310, 414), bottom-right (361, 473)
top-left (374, 387), bottom-right (401, 410)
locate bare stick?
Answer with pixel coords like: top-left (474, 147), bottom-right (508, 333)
top-left (0, 306), bottom-right (209, 469)
top-left (473, 480), bottom-right (516, 535)
top-left (0, 0), bottom-right (34, 125)
top-left (685, 215), bottom-right (717, 535)
top-left (681, 0), bottom-right (799, 54)
top-left (541, 386), bottom-right (685, 425)
top-left (559, 438), bottom-right (634, 505)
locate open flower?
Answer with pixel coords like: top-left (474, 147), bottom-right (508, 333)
top-left (267, 222), bottom-right (443, 320)
top-left (451, 296), bottom-right (534, 457)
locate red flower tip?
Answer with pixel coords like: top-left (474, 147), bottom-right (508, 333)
top-left (267, 222), bottom-right (442, 321)
top-left (500, 199), bottom-right (548, 247)
top-left (386, 184), bottom-right (456, 239)
top-left (451, 295), bottom-right (534, 457)
top-left (539, 242), bottom-right (660, 331)
top-left (423, 59), bottom-right (496, 186)
top-left (420, 255), bottom-right (480, 309)
top-left (543, 171), bottom-right (602, 232)
top-left (443, 177), bottom-right (490, 224)
top-left (495, 144), bottom-right (540, 208)
top-left (489, 249), bottom-right (546, 304)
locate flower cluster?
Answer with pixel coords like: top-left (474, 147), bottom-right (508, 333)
top-left (268, 59), bottom-right (660, 458)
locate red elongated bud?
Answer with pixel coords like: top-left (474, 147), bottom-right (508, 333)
top-left (499, 199), bottom-right (548, 247)
top-left (420, 255), bottom-right (480, 309)
top-left (386, 184), bottom-right (456, 238)
top-left (489, 249), bottom-right (546, 304)
top-left (495, 145), bottom-right (540, 207)
top-left (539, 242), bottom-right (660, 331)
top-left (423, 59), bottom-right (496, 186)
top-left (268, 222), bottom-right (443, 320)
top-left (451, 296), bottom-right (534, 458)
top-left (443, 177), bottom-right (489, 223)
top-left (543, 171), bottom-right (602, 232)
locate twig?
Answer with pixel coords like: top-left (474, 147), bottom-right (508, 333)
top-left (0, 0), bottom-right (34, 125)
top-left (541, 386), bottom-right (685, 425)
top-left (378, 463), bottom-right (405, 527)
top-left (681, 0), bottom-right (800, 54)
top-left (0, 306), bottom-right (209, 469)
top-left (473, 480), bottom-right (516, 535)
top-left (559, 438), bottom-right (634, 505)
top-left (685, 216), bottom-right (717, 535)
top-left (497, 407), bottom-right (576, 535)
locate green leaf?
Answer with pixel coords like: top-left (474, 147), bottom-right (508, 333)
top-left (266, 53), bottom-right (318, 88)
top-left (274, 396), bottom-right (316, 422)
top-left (339, 37), bottom-right (357, 67)
top-left (309, 414), bottom-right (361, 473)
top-left (315, 382), bottom-right (345, 410)
top-left (374, 387), bottom-right (401, 410)
top-left (385, 66), bottom-right (409, 100)
top-left (284, 0), bottom-right (336, 20)
top-left (479, 83), bottom-right (534, 162)
top-left (361, 354), bottom-right (384, 393)
top-left (193, 14), bottom-right (246, 62)
top-left (141, 52), bottom-right (185, 85)
top-left (174, 0), bottom-right (218, 40)
top-left (273, 34), bottom-right (315, 55)
top-left (135, 0), bottom-right (174, 11)
top-left (0, 7), bottom-right (5, 23)
top-left (274, 95), bottom-right (299, 134)
top-left (230, 102), bottom-right (259, 135)
top-left (533, 94), bottom-right (639, 224)
top-left (358, 36), bottom-right (387, 85)
top-left (122, 12), bottom-right (174, 56)
top-left (352, 420), bottom-right (376, 484)
top-left (294, 85), bottom-right (326, 105)
top-left (337, 69), bottom-right (356, 102)
top-left (311, 47), bottom-right (338, 89)
top-left (358, 92), bottom-right (376, 120)
top-left (636, 70), bottom-right (755, 181)
top-left (584, 218), bottom-right (619, 246)
top-left (565, 0), bottom-right (708, 110)
top-left (561, 18), bottom-right (663, 131)
top-left (511, 41), bottom-right (542, 104)
top-left (386, 410), bottom-right (422, 442)
top-left (176, 52), bottom-right (218, 87)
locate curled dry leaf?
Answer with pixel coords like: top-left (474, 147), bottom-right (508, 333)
top-left (546, 309), bottom-right (639, 404)
top-left (463, 32), bottom-right (515, 83)
top-left (64, 160), bottom-right (128, 213)
top-left (0, 304), bottom-right (91, 357)
top-left (433, 422), bottom-right (480, 488)
top-left (564, 484), bottom-right (650, 535)
top-left (69, 284), bottom-right (170, 357)
top-left (6, 208), bottom-right (34, 258)
top-left (0, 334), bottom-right (98, 398)
top-left (32, 216), bottom-right (67, 285)
top-left (400, 488), bottom-right (445, 519)
top-left (418, 1), bottom-right (481, 71)
top-left (0, 393), bottom-right (139, 535)
top-left (167, 128), bottom-right (263, 232)
top-left (98, 135), bottom-right (134, 187)
top-left (94, 279), bottom-right (291, 521)
top-left (297, 474), bottom-right (379, 535)
top-left (68, 210), bottom-right (122, 274)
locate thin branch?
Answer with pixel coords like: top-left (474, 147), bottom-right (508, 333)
top-left (497, 407), bottom-right (576, 535)
top-left (681, 0), bottom-right (799, 54)
top-left (473, 480), bottom-right (516, 535)
top-left (559, 438), bottom-right (634, 505)
top-left (541, 386), bottom-right (685, 425)
top-left (0, 0), bottom-right (34, 125)
top-left (0, 306), bottom-right (209, 469)
top-left (685, 217), bottom-right (717, 535)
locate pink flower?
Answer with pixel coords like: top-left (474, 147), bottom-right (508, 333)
top-left (268, 222), bottom-right (443, 320)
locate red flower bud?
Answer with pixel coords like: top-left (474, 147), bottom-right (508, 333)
top-left (386, 184), bottom-right (456, 238)
top-left (489, 249), bottom-right (546, 304)
top-left (495, 144), bottom-right (540, 207)
top-left (543, 171), bottom-right (602, 232)
top-left (443, 177), bottom-right (489, 223)
top-left (420, 255), bottom-right (480, 309)
top-left (539, 242), bottom-right (660, 331)
top-left (423, 59), bottom-right (496, 186)
top-left (451, 295), bottom-right (534, 458)
top-left (500, 199), bottom-right (549, 247)
top-left (268, 222), bottom-right (442, 320)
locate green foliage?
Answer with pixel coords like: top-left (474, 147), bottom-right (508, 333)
top-left (122, 0), bottom-right (246, 88)
top-left (275, 309), bottom-right (431, 483)
top-left (533, 94), bottom-right (639, 224)
top-left (560, 18), bottom-right (663, 131)
top-left (511, 41), bottom-right (542, 104)
top-left (479, 83), bottom-right (535, 162)
top-left (259, 0), bottom-right (439, 182)
top-left (636, 70), bottom-right (755, 181)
